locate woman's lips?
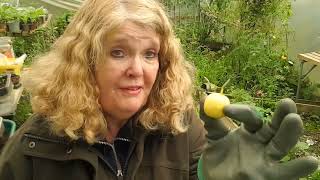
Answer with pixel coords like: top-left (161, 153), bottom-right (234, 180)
top-left (120, 86), bottom-right (142, 95)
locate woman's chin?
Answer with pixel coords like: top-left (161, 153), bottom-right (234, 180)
top-left (111, 102), bottom-right (144, 119)
top-left (101, 100), bottom-right (147, 121)
top-left (124, 104), bottom-right (144, 115)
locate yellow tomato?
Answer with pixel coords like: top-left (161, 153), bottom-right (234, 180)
top-left (281, 55), bottom-right (287, 60)
top-left (204, 93), bottom-right (230, 119)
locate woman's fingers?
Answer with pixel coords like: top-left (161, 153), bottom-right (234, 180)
top-left (255, 98), bottom-right (298, 144)
top-left (199, 96), bottom-right (230, 140)
top-left (266, 113), bottom-right (303, 160)
top-left (224, 104), bottom-right (263, 133)
top-left (275, 156), bottom-right (319, 179)
top-left (270, 98), bottom-right (297, 130)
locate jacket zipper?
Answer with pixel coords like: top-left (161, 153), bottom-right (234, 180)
top-left (122, 141), bottom-right (136, 177)
top-left (114, 137), bottom-right (132, 178)
top-left (110, 144), bottom-right (124, 179)
top-left (98, 140), bottom-right (128, 180)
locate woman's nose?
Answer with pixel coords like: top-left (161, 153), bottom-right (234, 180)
top-left (126, 55), bottom-right (143, 77)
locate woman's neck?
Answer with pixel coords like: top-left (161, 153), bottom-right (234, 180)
top-left (105, 117), bottom-right (128, 143)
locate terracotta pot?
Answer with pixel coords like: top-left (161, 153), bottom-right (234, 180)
top-left (0, 23), bottom-right (7, 33)
top-left (29, 22), bottom-right (38, 31)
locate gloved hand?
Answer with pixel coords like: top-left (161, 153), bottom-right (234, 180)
top-left (197, 98), bottom-right (319, 180)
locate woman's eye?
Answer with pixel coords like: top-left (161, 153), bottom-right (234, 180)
top-left (111, 49), bottom-right (125, 58)
top-left (145, 50), bottom-right (158, 59)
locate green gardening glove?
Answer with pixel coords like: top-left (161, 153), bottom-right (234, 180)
top-left (198, 98), bottom-right (319, 180)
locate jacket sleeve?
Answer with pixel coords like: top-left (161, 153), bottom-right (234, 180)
top-left (187, 110), bottom-right (208, 180)
top-left (0, 125), bottom-right (33, 180)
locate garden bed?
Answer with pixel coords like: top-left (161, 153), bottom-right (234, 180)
top-left (296, 99), bottom-right (320, 114)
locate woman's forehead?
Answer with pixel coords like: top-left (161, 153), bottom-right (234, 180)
top-left (106, 22), bottom-right (160, 45)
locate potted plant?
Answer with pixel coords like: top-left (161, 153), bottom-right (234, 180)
top-left (42, 7), bottom-right (49, 22)
top-left (5, 6), bottom-right (21, 33)
top-left (35, 7), bottom-right (47, 25)
top-left (19, 7), bottom-right (31, 32)
top-left (0, 6), bottom-right (7, 33)
top-left (28, 7), bottom-right (46, 29)
top-left (0, 74), bottom-right (12, 96)
top-left (28, 7), bottom-right (39, 31)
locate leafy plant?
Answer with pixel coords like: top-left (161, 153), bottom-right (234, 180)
top-left (13, 91), bottom-right (32, 128)
top-left (18, 7), bottom-right (33, 23)
top-left (0, 4), bottom-right (7, 23)
top-left (53, 11), bottom-right (73, 36)
top-left (29, 7), bottom-right (46, 22)
top-left (0, 4), bottom-right (18, 22)
top-left (306, 171), bottom-right (320, 180)
top-left (301, 82), bottom-right (320, 101)
top-left (12, 12), bottom-right (72, 66)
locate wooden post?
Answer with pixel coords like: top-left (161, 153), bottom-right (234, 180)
top-left (198, 0), bottom-right (201, 22)
top-left (178, 0), bottom-right (181, 24)
top-left (171, 0), bottom-right (175, 23)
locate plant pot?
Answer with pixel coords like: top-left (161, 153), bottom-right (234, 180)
top-left (38, 15), bottom-right (45, 25)
top-left (0, 23), bottom-right (7, 33)
top-left (0, 74), bottom-right (12, 96)
top-left (20, 23), bottom-right (30, 32)
top-left (3, 119), bottom-right (16, 137)
top-left (10, 74), bottom-right (21, 89)
top-left (7, 21), bottom-right (21, 33)
top-left (29, 21), bottom-right (38, 31)
top-left (45, 14), bottom-right (49, 21)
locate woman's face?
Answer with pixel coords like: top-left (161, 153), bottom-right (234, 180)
top-left (95, 22), bottom-right (160, 122)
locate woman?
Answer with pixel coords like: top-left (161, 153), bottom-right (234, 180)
top-left (0, 0), bottom-right (318, 179)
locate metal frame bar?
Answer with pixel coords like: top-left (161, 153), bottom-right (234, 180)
top-left (302, 64), bottom-right (317, 80)
top-left (296, 61), bottom-right (317, 100)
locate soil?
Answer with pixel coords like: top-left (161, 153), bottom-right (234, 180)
top-left (301, 112), bottom-right (320, 157)
top-left (304, 131), bottom-right (320, 155)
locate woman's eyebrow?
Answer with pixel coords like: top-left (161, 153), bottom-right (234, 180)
top-left (109, 37), bottom-right (160, 49)
top-left (148, 39), bottom-right (160, 47)
top-left (108, 38), bottom-right (129, 45)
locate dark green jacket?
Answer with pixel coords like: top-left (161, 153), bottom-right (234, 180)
top-left (0, 110), bottom-right (207, 180)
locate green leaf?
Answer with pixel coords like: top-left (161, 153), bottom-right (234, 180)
top-left (280, 155), bottom-right (291, 162)
top-left (295, 141), bottom-right (309, 151)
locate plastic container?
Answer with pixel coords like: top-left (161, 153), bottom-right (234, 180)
top-left (0, 37), bottom-right (26, 75)
top-left (3, 119), bottom-right (16, 137)
top-left (0, 55), bottom-right (25, 75)
top-left (0, 37), bottom-right (14, 58)
top-left (0, 117), bottom-right (4, 137)
top-left (0, 73), bottom-right (12, 96)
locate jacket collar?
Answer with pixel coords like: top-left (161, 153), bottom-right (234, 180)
top-left (19, 115), bottom-right (97, 170)
top-left (20, 114), bottom-right (148, 163)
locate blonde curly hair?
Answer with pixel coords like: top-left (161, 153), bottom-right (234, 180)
top-left (23, 0), bottom-right (195, 143)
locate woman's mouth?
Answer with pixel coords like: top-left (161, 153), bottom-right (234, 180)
top-left (120, 86), bottom-right (142, 95)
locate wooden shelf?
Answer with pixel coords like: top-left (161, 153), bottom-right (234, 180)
top-left (298, 52), bottom-right (320, 66)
